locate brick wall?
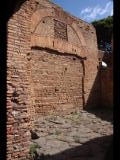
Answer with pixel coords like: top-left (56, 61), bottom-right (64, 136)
top-left (67, 25), bottom-right (80, 46)
top-left (30, 49), bottom-right (84, 117)
top-left (7, 0), bottom-right (99, 159)
top-left (34, 16), bottom-right (54, 37)
top-left (7, 0), bottom-right (37, 159)
top-left (31, 0), bottom-right (99, 109)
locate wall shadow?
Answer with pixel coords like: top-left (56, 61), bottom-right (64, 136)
top-left (84, 65), bottom-right (113, 123)
top-left (0, 0), bottom-right (26, 159)
top-left (84, 71), bottom-right (101, 109)
top-left (85, 107), bottom-right (113, 123)
top-left (32, 135), bottom-right (113, 160)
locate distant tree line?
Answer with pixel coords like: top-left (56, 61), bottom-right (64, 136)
top-left (92, 16), bottom-right (113, 53)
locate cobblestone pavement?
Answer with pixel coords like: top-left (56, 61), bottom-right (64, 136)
top-left (30, 109), bottom-right (113, 160)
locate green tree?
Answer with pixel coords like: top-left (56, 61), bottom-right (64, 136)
top-left (92, 16), bottom-right (113, 50)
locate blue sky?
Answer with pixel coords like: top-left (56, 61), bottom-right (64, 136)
top-left (53, 0), bottom-right (113, 23)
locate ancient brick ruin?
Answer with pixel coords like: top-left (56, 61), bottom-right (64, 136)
top-left (98, 50), bottom-right (113, 108)
top-left (6, 0), bottom-right (113, 159)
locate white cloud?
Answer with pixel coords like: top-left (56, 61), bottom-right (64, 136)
top-left (80, 2), bottom-right (113, 22)
top-left (99, 2), bottom-right (112, 15)
top-left (81, 7), bottom-right (92, 14)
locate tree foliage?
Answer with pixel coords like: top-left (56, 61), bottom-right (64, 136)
top-left (92, 16), bottom-right (113, 51)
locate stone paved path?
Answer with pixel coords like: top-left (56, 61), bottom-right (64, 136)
top-left (30, 109), bottom-right (113, 160)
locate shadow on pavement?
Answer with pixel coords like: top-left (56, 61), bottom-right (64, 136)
top-left (85, 107), bottom-right (113, 123)
top-left (32, 135), bottom-right (113, 160)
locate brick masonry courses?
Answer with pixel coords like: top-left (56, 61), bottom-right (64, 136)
top-left (30, 49), bottom-right (84, 116)
top-left (6, 0), bottom-right (113, 159)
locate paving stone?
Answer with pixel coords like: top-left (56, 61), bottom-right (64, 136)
top-left (31, 110), bottom-right (113, 160)
top-left (56, 135), bottom-right (74, 143)
top-left (33, 137), bottom-right (47, 146)
top-left (43, 140), bottom-right (70, 155)
top-left (46, 135), bottom-right (58, 140)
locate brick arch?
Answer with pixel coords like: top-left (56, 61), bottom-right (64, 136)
top-left (32, 16), bottom-right (54, 34)
top-left (31, 8), bottom-right (86, 46)
top-left (32, 16), bottom-right (82, 46)
top-left (71, 22), bottom-right (86, 46)
top-left (31, 8), bottom-right (54, 33)
top-left (67, 24), bottom-right (82, 47)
